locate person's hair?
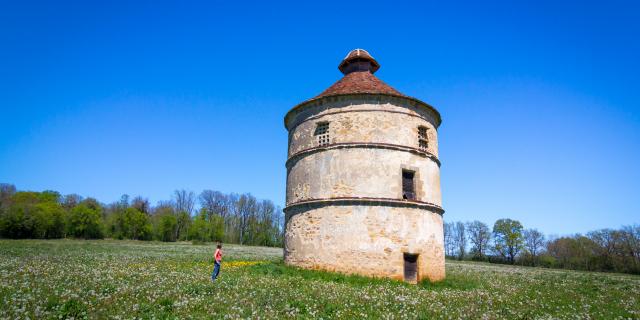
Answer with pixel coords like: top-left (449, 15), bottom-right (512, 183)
top-left (217, 243), bottom-right (222, 249)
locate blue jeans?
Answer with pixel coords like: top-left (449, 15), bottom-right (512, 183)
top-left (211, 261), bottom-right (221, 280)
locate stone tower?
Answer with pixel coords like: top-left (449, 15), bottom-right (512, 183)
top-left (283, 49), bottom-right (444, 283)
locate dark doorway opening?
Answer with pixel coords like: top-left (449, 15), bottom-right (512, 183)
top-left (402, 170), bottom-right (416, 200)
top-left (403, 253), bottom-right (418, 283)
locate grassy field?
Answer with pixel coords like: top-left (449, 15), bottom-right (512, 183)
top-left (1, 240), bottom-right (638, 319)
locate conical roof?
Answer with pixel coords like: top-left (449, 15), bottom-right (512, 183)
top-left (285, 49), bottom-right (441, 129)
top-left (315, 48), bottom-right (405, 99)
top-left (314, 70), bottom-right (406, 99)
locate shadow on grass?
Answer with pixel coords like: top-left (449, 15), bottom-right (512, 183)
top-left (247, 261), bottom-right (479, 291)
top-left (418, 274), bottom-right (480, 291)
top-left (247, 261), bottom-right (397, 287)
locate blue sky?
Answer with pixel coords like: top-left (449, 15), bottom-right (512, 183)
top-left (1, 1), bottom-right (638, 236)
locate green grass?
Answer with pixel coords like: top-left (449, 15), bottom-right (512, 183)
top-left (0, 239), bottom-right (638, 319)
top-left (248, 261), bottom-right (406, 288)
top-left (248, 261), bottom-right (479, 291)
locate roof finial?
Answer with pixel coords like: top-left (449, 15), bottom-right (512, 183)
top-left (338, 49), bottom-right (380, 74)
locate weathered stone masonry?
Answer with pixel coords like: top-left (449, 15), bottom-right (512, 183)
top-left (283, 49), bottom-right (445, 283)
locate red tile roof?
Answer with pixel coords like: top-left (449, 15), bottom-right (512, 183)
top-left (284, 49), bottom-right (441, 130)
top-left (312, 49), bottom-right (405, 99)
top-left (314, 70), bottom-right (406, 99)
top-left (338, 49), bottom-right (380, 74)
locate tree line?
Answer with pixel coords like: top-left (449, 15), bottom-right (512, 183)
top-left (0, 183), bottom-right (284, 247)
top-left (444, 218), bottom-right (640, 275)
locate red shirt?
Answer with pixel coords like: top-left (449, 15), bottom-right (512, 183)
top-left (214, 249), bottom-right (222, 263)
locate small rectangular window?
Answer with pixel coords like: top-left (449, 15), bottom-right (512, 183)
top-left (418, 126), bottom-right (428, 150)
top-left (402, 170), bottom-right (415, 200)
top-left (315, 122), bottom-right (330, 146)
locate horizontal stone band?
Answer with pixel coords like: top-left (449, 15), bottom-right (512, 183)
top-left (284, 93), bottom-right (442, 129)
top-left (286, 142), bottom-right (441, 169)
top-left (287, 108), bottom-right (436, 133)
top-left (284, 197), bottom-right (444, 215)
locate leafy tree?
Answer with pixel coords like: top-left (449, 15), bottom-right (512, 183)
top-left (10, 191), bottom-right (41, 206)
top-left (39, 190), bottom-right (61, 203)
top-left (0, 191), bottom-right (66, 239)
top-left (547, 236), bottom-right (598, 271)
top-left (124, 208), bottom-right (152, 240)
top-left (81, 198), bottom-right (102, 212)
top-left (105, 206), bottom-right (127, 239)
top-left (209, 214), bottom-right (225, 242)
top-left (67, 204), bottom-right (104, 239)
top-left (105, 206), bottom-right (151, 240)
top-left (492, 218), bottom-right (524, 264)
top-left (34, 202), bottom-right (67, 239)
top-left (188, 210), bottom-right (210, 242)
top-left (0, 205), bottom-right (31, 238)
top-left (156, 213), bottom-right (178, 242)
top-left (176, 211), bottom-right (191, 241)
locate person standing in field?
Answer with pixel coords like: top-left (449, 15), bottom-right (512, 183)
top-left (211, 243), bottom-right (222, 281)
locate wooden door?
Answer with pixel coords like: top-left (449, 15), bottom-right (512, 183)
top-left (404, 253), bottom-right (418, 283)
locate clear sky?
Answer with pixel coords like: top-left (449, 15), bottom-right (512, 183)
top-left (1, 1), bottom-right (638, 236)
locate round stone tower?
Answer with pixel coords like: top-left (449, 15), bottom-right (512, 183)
top-left (283, 49), bottom-right (444, 283)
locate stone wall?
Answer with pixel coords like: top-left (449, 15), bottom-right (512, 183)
top-left (283, 94), bottom-right (445, 283)
top-left (286, 148), bottom-right (441, 206)
top-left (286, 96), bottom-right (440, 158)
top-left (284, 205), bottom-right (445, 282)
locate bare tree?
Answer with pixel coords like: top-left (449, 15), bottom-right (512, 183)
top-left (225, 193), bottom-right (239, 242)
top-left (255, 200), bottom-right (277, 246)
top-left (275, 205), bottom-right (285, 245)
top-left (236, 194), bottom-right (257, 245)
top-left (199, 190), bottom-right (229, 221)
top-left (443, 222), bottom-right (455, 257)
top-left (153, 201), bottom-right (175, 215)
top-left (131, 196), bottom-right (150, 215)
top-left (173, 190), bottom-right (196, 216)
top-left (453, 221), bottom-right (467, 260)
top-left (621, 225), bottom-right (640, 270)
top-left (524, 228), bottom-right (545, 265)
top-left (467, 220), bottom-right (491, 260)
top-left (119, 194), bottom-right (130, 208)
top-left (62, 194), bottom-right (83, 210)
top-left (0, 183), bottom-right (16, 208)
top-left (171, 190), bottom-right (196, 240)
top-left (588, 229), bottom-right (617, 261)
